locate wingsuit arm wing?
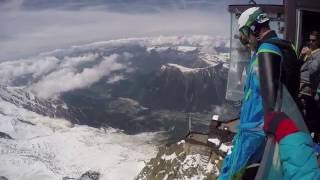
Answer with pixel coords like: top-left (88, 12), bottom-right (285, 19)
top-left (258, 52), bottom-right (282, 114)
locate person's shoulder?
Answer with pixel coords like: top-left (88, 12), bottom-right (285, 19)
top-left (257, 41), bottom-right (282, 56)
top-left (313, 49), bottom-right (320, 57)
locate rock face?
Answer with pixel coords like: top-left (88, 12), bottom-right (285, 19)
top-left (63, 171), bottom-right (101, 180)
top-left (0, 132), bottom-right (13, 140)
top-left (0, 86), bottom-right (84, 124)
top-left (136, 134), bottom-right (223, 180)
top-left (61, 61), bottom-right (229, 135)
top-left (147, 63), bottom-right (227, 111)
top-left (79, 171), bottom-right (100, 180)
top-left (136, 120), bottom-right (238, 180)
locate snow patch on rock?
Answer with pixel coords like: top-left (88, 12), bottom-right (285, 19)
top-left (208, 138), bottom-right (220, 146)
top-left (161, 153), bottom-right (178, 162)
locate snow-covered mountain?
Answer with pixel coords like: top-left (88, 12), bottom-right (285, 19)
top-left (0, 35), bottom-right (230, 131)
top-left (0, 86), bottom-right (83, 124)
top-left (0, 35), bottom-right (232, 179)
top-left (136, 138), bottom-right (222, 180)
top-left (153, 62), bottom-right (227, 111)
top-left (0, 94), bottom-right (161, 180)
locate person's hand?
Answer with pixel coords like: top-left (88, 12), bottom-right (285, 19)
top-left (300, 47), bottom-right (311, 57)
top-left (263, 112), bottom-right (299, 142)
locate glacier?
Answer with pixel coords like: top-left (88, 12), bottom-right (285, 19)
top-left (0, 94), bottom-right (160, 180)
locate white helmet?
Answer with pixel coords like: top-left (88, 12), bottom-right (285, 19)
top-left (238, 7), bottom-right (269, 37)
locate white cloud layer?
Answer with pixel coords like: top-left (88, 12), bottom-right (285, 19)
top-left (0, 0), bottom-right (283, 61)
top-left (0, 53), bottom-right (102, 85)
top-left (61, 53), bottom-right (99, 68)
top-left (0, 9), bottom-right (228, 60)
top-left (0, 35), bottom-right (228, 99)
top-left (107, 75), bottom-right (126, 84)
top-left (30, 54), bottom-right (126, 99)
top-left (0, 56), bottom-right (60, 84)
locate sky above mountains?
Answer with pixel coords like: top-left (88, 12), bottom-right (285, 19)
top-left (0, 0), bottom-right (282, 60)
top-left (0, 0), bottom-right (282, 11)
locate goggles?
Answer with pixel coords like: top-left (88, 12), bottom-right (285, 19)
top-left (239, 25), bottom-right (260, 38)
top-left (239, 26), bottom-right (251, 37)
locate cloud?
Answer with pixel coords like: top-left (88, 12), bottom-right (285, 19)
top-left (0, 0), bottom-right (282, 61)
top-left (0, 0), bottom-right (282, 12)
top-left (30, 54), bottom-right (126, 99)
top-left (0, 56), bottom-right (60, 84)
top-left (0, 0), bottom-right (282, 100)
top-left (0, 52), bottom-right (103, 85)
top-left (0, 35), bottom-right (227, 99)
top-left (1, 0), bottom-right (218, 12)
top-left (0, 0), bottom-right (24, 10)
top-left (107, 75), bottom-right (126, 84)
top-left (61, 53), bottom-right (99, 68)
top-left (0, 7), bottom-right (230, 60)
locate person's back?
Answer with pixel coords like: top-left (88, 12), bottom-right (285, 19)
top-left (261, 38), bottom-right (301, 100)
top-left (309, 49), bottom-right (320, 90)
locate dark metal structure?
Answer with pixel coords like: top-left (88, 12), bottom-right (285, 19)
top-left (285, 0), bottom-right (320, 49)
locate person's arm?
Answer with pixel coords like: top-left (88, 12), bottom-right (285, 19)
top-left (308, 53), bottom-right (320, 90)
top-left (308, 53), bottom-right (320, 75)
top-left (257, 52), bottom-right (282, 113)
top-left (279, 132), bottom-right (320, 179)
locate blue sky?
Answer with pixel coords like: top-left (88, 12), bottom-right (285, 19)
top-left (0, 0), bottom-right (282, 60)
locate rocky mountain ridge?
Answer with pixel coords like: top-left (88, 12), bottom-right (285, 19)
top-left (148, 62), bottom-right (227, 111)
top-left (0, 86), bottom-right (83, 124)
